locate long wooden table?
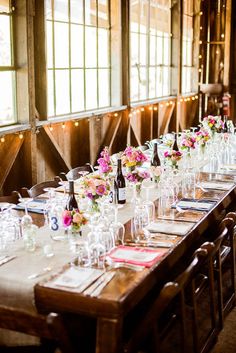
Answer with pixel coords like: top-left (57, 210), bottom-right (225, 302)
top-left (32, 171), bottom-right (236, 353)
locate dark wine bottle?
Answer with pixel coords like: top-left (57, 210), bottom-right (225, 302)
top-left (66, 180), bottom-right (78, 210)
top-left (151, 143), bottom-right (161, 166)
top-left (173, 133), bottom-right (179, 151)
top-left (114, 159), bottom-right (126, 204)
top-left (223, 116), bottom-right (228, 133)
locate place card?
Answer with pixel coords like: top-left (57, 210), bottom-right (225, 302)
top-left (199, 181), bottom-right (235, 191)
top-left (107, 246), bottom-right (167, 267)
top-left (145, 220), bottom-right (195, 236)
top-left (48, 267), bottom-right (104, 292)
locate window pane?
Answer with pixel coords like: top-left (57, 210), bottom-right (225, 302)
top-left (149, 67), bottom-right (156, 99)
top-left (156, 67), bottom-right (162, 97)
top-left (139, 0), bottom-right (148, 34)
top-left (46, 21), bottom-right (53, 68)
top-left (139, 34), bottom-right (147, 66)
top-left (71, 69), bottom-right (84, 112)
top-left (0, 15), bottom-right (11, 66)
top-left (131, 32), bottom-right (139, 66)
top-left (130, 68), bottom-right (139, 102)
top-left (0, 71), bottom-right (16, 125)
top-left (85, 26), bottom-right (97, 67)
top-left (45, 0), bottom-right (52, 20)
top-left (150, 35), bottom-right (156, 66)
top-left (163, 36), bottom-right (170, 65)
top-left (163, 67), bottom-right (169, 96)
top-left (54, 0), bottom-right (68, 22)
top-left (71, 24), bottom-right (83, 67)
top-left (130, 0), bottom-right (139, 33)
top-left (71, 0), bottom-right (83, 24)
top-left (139, 67), bottom-right (147, 100)
top-left (98, 68), bottom-right (109, 107)
top-left (47, 70), bottom-right (54, 116)
top-left (86, 69), bottom-right (97, 110)
top-left (55, 70), bottom-right (70, 115)
top-left (98, 0), bottom-right (109, 28)
top-left (54, 22), bottom-right (69, 68)
top-left (0, 0), bottom-right (10, 12)
top-left (98, 28), bottom-right (109, 67)
top-left (85, 0), bottom-right (97, 26)
top-left (156, 36), bottom-right (163, 65)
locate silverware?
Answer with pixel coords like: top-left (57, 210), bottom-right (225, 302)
top-left (83, 272), bottom-right (115, 296)
top-left (0, 255), bottom-right (16, 266)
top-left (90, 272), bottom-right (115, 297)
top-left (28, 266), bottom-right (52, 280)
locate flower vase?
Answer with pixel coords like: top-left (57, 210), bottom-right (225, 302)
top-left (68, 226), bottom-right (83, 252)
top-left (131, 183), bottom-right (142, 204)
top-left (90, 200), bottom-right (100, 214)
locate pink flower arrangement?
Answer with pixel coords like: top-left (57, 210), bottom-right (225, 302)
top-left (195, 129), bottom-right (210, 146)
top-left (122, 146), bottom-right (148, 168)
top-left (79, 174), bottom-right (110, 201)
top-left (180, 133), bottom-right (196, 150)
top-left (97, 147), bottom-right (113, 175)
top-left (62, 209), bottom-right (87, 231)
top-left (126, 169), bottom-right (150, 184)
top-left (202, 115), bottom-right (224, 133)
top-left (164, 150), bottom-right (182, 168)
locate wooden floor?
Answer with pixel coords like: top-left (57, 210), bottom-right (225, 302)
top-left (210, 306), bottom-right (236, 353)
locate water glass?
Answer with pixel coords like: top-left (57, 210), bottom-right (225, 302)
top-left (132, 204), bottom-right (150, 242)
top-left (181, 171), bottom-right (196, 199)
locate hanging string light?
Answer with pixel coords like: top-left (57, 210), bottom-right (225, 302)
top-left (0, 136), bottom-right (5, 143)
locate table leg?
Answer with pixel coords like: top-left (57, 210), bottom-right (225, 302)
top-left (96, 317), bottom-right (123, 353)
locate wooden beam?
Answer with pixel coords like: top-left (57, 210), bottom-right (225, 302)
top-left (0, 137), bottom-right (24, 190)
top-left (41, 127), bottom-right (72, 171)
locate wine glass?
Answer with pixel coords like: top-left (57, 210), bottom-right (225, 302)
top-left (141, 179), bottom-right (155, 221)
top-left (132, 204), bottom-right (150, 243)
top-left (18, 197), bottom-right (33, 226)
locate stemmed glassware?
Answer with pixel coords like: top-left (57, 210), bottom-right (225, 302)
top-left (18, 197), bottom-right (33, 226)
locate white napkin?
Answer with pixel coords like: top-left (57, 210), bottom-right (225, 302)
top-left (51, 267), bottom-right (104, 290)
top-left (200, 181), bottom-right (234, 191)
top-left (176, 200), bottom-right (214, 211)
top-left (146, 221), bottom-right (195, 236)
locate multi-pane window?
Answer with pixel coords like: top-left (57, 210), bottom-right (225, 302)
top-left (0, 0), bottom-right (16, 126)
top-left (130, 0), bottom-right (172, 103)
top-left (45, 0), bottom-right (111, 117)
top-left (182, 0), bottom-right (193, 93)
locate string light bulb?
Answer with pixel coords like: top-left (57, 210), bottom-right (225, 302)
top-left (141, 107), bottom-right (145, 112)
top-left (114, 113), bottom-right (118, 117)
top-left (19, 133), bottom-right (24, 139)
top-left (148, 106), bottom-right (153, 111)
top-left (0, 136), bottom-right (5, 143)
top-left (49, 125), bottom-right (53, 131)
top-left (74, 121), bottom-right (79, 127)
top-left (62, 123), bottom-right (65, 129)
top-left (129, 113), bottom-right (132, 118)
top-left (154, 106), bottom-right (158, 111)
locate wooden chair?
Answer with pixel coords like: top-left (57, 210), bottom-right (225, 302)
top-left (0, 191), bottom-right (20, 204)
top-left (124, 246), bottom-right (210, 353)
top-left (210, 212), bottom-right (236, 329)
top-left (59, 164), bottom-right (93, 181)
top-left (0, 305), bottom-right (76, 353)
top-left (23, 178), bottom-right (61, 198)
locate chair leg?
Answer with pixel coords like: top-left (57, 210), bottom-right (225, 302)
top-left (46, 313), bottom-right (76, 353)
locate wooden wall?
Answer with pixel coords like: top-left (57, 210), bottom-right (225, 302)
top-left (0, 97), bottom-right (199, 195)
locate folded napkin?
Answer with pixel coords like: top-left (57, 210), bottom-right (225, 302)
top-left (145, 220), bottom-right (195, 236)
top-left (173, 199), bottom-right (216, 212)
top-left (49, 267), bottom-right (104, 291)
top-left (199, 181), bottom-right (235, 191)
top-left (108, 245), bottom-right (167, 267)
top-left (13, 199), bottom-right (46, 214)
